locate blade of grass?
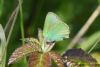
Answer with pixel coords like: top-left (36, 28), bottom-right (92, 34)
top-left (18, 0), bottom-right (28, 67)
top-left (0, 5), bottom-right (19, 67)
top-left (4, 6), bottom-right (19, 37)
top-left (1, 0), bottom-right (27, 67)
top-left (0, 2), bottom-right (19, 67)
top-left (6, 7), bottom-right (19, 48)
top-left (18, 0), bottom-right (24, 45)
top-left (88, 38), bottom-right (100, 54)
top-left (0, 24), bottom-right (6, 67)
top-left (6, 7), bottom-right (19, 67)
top-left (78, 31), bottom-right (100, 50)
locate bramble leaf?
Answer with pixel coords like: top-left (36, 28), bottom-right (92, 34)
top-left (8, 42), bottom-right (40, 65)
top-left (62, 48), bottom-right (97, 67)
top-left (49, 51), bottom-right (64, 67)
top-left (28, 52), bottom-right (51, 67)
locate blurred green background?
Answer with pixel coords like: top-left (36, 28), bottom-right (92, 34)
top-left (0, 0), bottom-right (100, 67)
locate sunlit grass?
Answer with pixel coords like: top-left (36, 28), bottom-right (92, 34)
top-left (0, 24), bottom-right (6, 67)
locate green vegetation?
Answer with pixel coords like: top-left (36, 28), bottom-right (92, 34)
top-left (0, 0), bottom-right (100, 67)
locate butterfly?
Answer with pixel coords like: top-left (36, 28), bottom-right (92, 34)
top-left (39, 12), bottom-right (70, 52)
top-left (43, 12), bottom-right (70, 42)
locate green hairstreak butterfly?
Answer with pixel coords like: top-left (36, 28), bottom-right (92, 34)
top-left (43, 12), bottom-right (70, 42)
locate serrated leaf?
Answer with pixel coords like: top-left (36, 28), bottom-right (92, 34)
top-left (8, 43), bottom-right (40, 65)
top-left (49, 51), bottom-right (64, 67)
top-left (28, 52), bottom-right (51, 67)
top-left (62, 48), bottom-right (97, 67)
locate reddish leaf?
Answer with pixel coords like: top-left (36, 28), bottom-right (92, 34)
top-left (8, 43), bottom-right (40, 65)
top-left (29, 52), bottom-right (51, 67)
top-left (49, 51), bottom-right (64, 67)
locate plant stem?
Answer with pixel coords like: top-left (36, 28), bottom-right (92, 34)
top-left (18, 1), bottom-right (28, 67)
top-left (3, 6), bottom-right (19, 67)
top-left (67, 6), bottom-right (100, 49)
top-left (18, 0), bottom-right (24, 45)
top-left (6, 7), bottom-right (19, 48)
top-left (1, 6), bottom-right (19, 66)
top-left (4, 6), bottom-right (19, 37)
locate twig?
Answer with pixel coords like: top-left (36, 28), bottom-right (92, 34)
top-left (67, 6), bottom-right (100, 49)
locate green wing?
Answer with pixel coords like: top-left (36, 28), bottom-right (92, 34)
top-left (43, 12), bottom-right (70, 42)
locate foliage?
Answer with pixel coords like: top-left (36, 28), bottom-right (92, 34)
top-left (0, 24), bottom-right (6, 67)
top-left (8, 12), bottom-right (69, 67)
top-left (0, 0), bottom-right (100, 67)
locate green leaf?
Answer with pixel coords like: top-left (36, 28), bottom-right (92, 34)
top-left (28, 52), bottom-right (51, 67)
top-left (78, 31), bottom-right (100, 50)
top-left (0, 24), bottom-right (7, 67)
top-left (49, 51), bottom-right (64, 67)
top-left (8, 43), bottom-right (40, 65)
